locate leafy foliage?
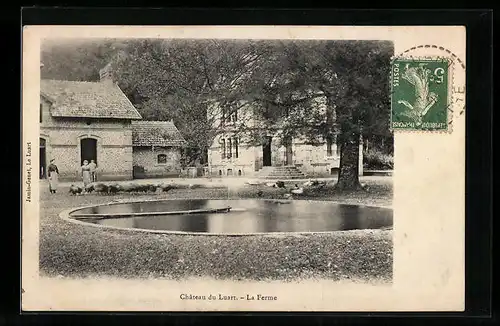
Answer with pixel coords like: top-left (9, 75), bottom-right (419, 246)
top-left (363, 149), bottom-right (394, 170)
top-left (41, 38), bottom-right (130, 81)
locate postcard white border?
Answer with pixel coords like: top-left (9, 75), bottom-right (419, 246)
top-left (22, 25), bottom-right (466, 311)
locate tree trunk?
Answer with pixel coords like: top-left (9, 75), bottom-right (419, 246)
top-left (336, 132), bottom-right (363, 191)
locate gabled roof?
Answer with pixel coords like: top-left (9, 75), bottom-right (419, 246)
top-left (40, 79), bottom-right (142, 120)
top-left (132, 120), bottom-right (187, 147)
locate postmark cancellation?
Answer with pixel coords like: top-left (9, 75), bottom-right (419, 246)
top-left (390, 44), bottom-right (466, 134)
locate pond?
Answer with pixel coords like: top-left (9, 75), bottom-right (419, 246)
top-left (70, 199), bottom-right (392, 234)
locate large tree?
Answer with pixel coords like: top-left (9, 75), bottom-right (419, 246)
top-left (325, 40), bottom-right (393, 190)
top-left (243, 40), bottom-right (394, 190)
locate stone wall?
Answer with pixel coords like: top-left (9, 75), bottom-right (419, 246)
top-left (132, 146), bottom-right (182, 178)
top-left (39, 96), bottom-right (134, 181)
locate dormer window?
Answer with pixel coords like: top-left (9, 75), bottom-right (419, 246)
top-left (221, 107), bottom-right (227, 124)
top-left (222, 106), bottom-right (237, 125)
top-left (263, 102), bottom-right (274, 120)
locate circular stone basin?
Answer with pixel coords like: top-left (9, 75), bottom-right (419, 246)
top-left (68, 199), bottom-right (393, 234)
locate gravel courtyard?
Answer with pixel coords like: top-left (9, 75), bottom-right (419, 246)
top-left (39, 176), bottom-right (393, 283)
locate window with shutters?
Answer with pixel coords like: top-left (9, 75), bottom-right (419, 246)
top-left (221, 107), bottom-right (227, 125)
top-left (227, 138), bottom-right (232, 158)
top-left (222, 106), bottom-right (238, 125)
top-left (231, 109), bottom-right (238, 123)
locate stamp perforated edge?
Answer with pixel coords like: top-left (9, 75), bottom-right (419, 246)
top-left (389, 45), bottom-right (466, 134)
top-left (389, 56), bottom-right (454, 134)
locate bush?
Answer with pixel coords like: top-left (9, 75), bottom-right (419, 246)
top-left (363, 149), bottom-right (394, 170)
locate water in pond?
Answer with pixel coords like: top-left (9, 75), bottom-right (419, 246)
top-left (71, 199), bottom-right (392, 234)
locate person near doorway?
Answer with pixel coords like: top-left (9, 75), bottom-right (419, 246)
top-left (81, 160), bottom-right (92, 187)
top-left (89, 160), bottom-right (97, 182)
top-left (47, 159), bottom-right (59, 194)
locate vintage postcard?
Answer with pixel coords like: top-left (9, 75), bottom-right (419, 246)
top-left (21, 26), bottom-right (465, 311)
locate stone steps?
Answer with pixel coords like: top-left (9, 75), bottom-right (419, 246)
top-left (257, 166), bottom-right (307, 179)
top-left (261, 175), bottom-right (306, 180)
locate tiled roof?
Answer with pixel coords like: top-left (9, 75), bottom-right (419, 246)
top-left (132, 121), bottom-right (187, 147)
top-left (40, 79), bottom-right (142, 120)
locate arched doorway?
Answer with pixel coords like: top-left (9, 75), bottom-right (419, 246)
top-left (40, 138), bottom-right (46, 179)
top-left (80, 138), bottom-right (97, 165)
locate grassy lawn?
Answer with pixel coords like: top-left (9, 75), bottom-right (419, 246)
top-left (39, 177), bottom-right (393, 282)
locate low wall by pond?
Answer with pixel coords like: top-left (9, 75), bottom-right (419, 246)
top-left (63, 199), bottom-right (393, 236)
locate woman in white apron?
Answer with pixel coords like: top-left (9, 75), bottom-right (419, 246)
top-left (47, 159), bottom-right (59, 194)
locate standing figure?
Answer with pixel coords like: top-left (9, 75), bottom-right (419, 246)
top-left (47, 159), bottom-right (59, 194)
top-left (89, 159), bottom-right (97, 182)
top-left (81, 160), bottom-right (92, 187)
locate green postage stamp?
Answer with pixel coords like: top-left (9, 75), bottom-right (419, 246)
top-left (391, 58), bottom-right (451, 131)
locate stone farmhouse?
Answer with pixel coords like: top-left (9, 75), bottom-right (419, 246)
top-left (39, 64), bottom-right (186, 182)
top-left (207, 100), bottom-right (363, 179)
